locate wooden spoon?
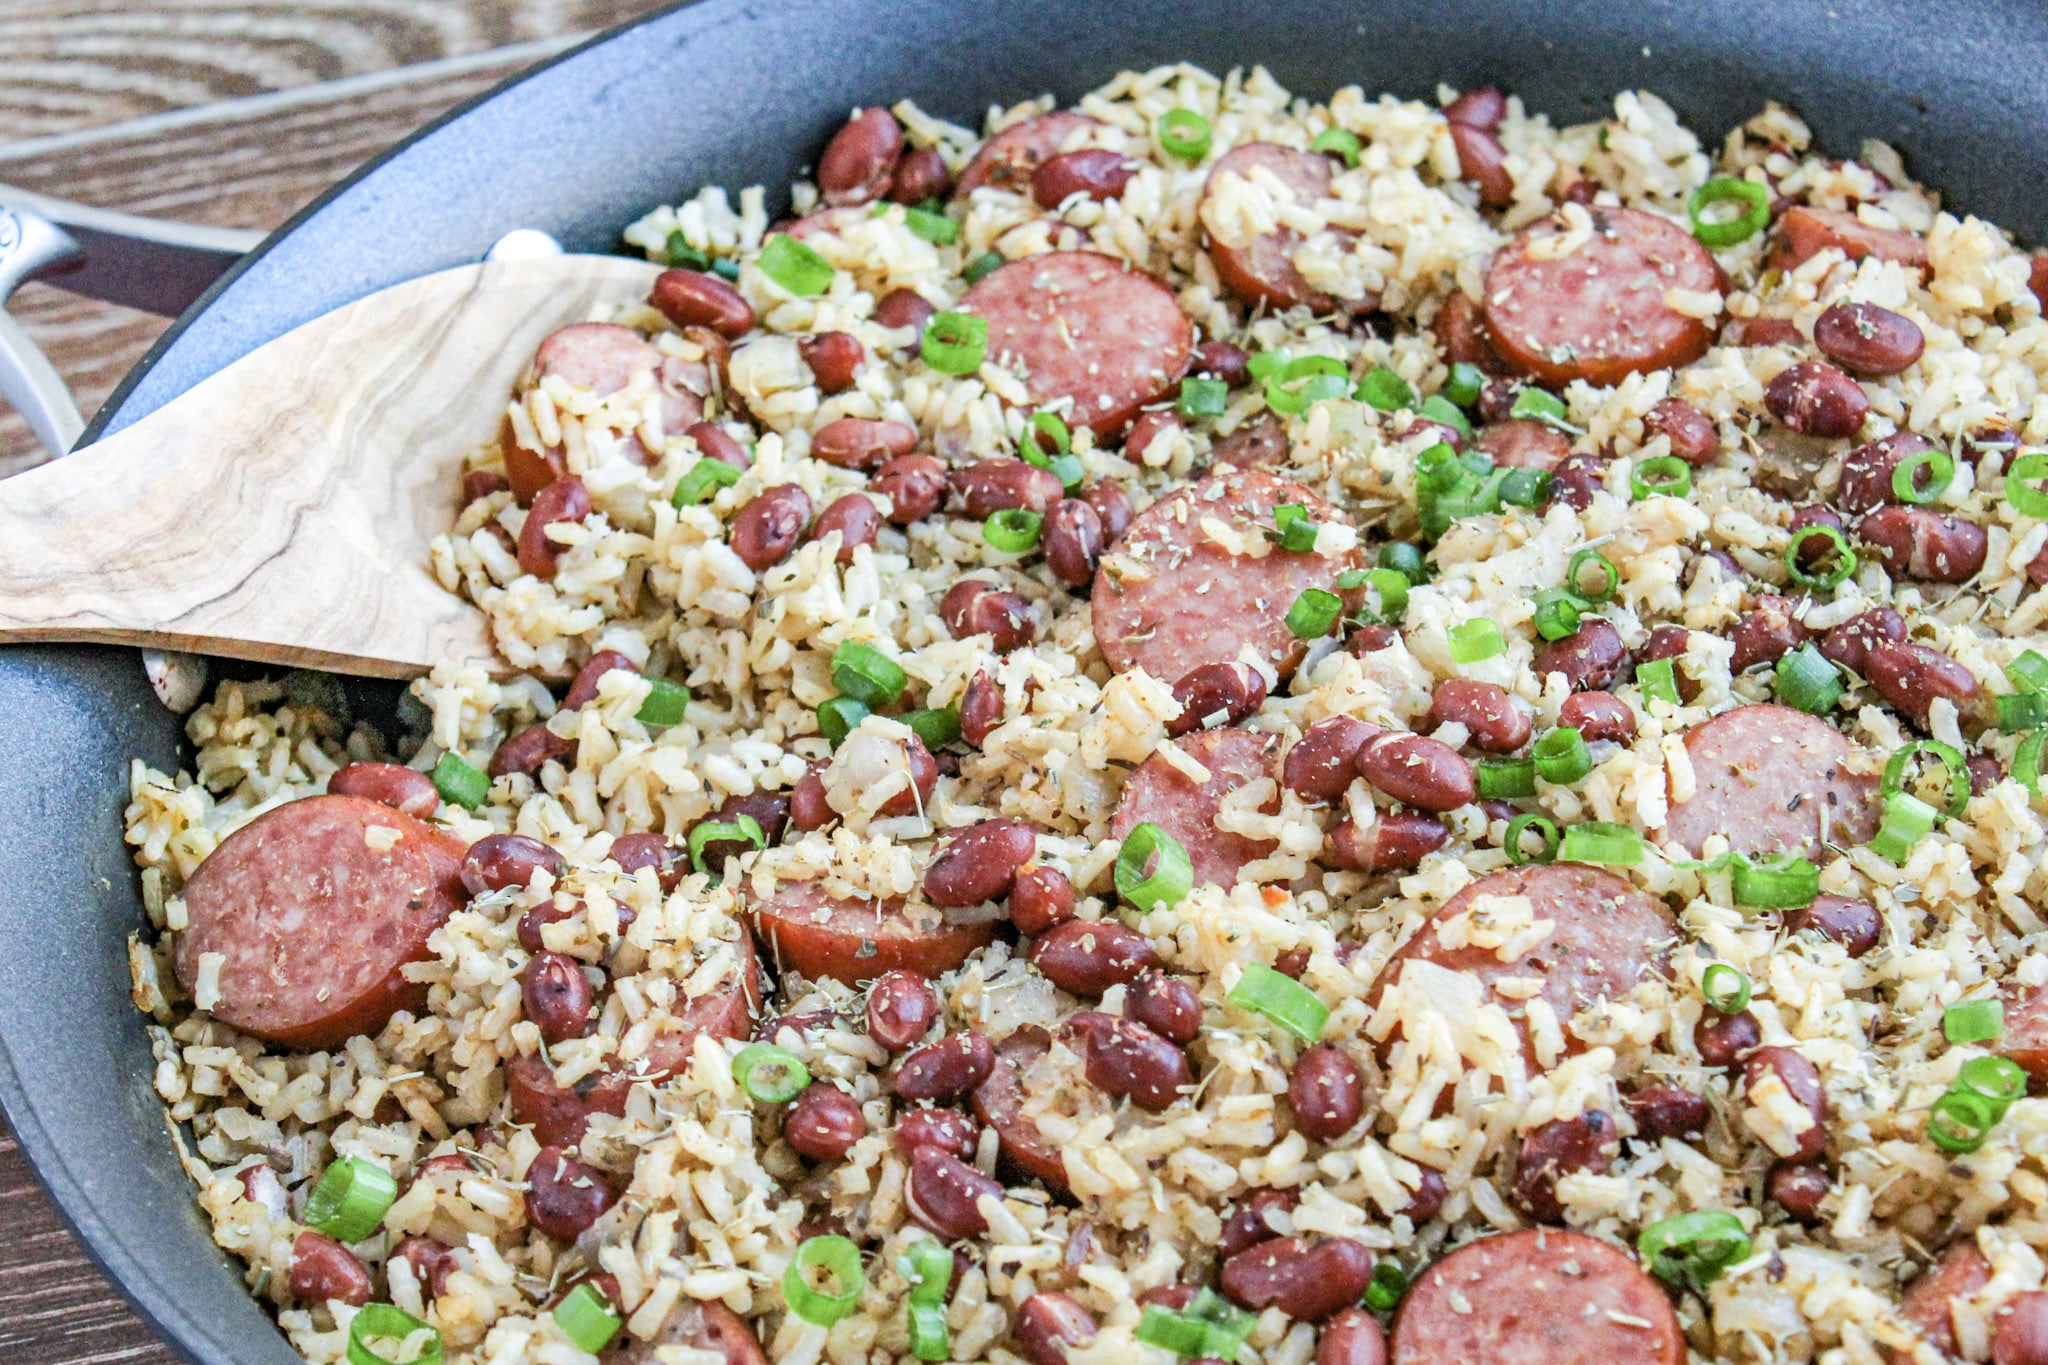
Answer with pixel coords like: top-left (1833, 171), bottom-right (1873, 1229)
top-left (0, 254), bottom-right (663, 678)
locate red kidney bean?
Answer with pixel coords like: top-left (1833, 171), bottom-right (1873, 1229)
top-left (866, 970), bottom-right (940, 1052)
top-left (1444, 86), bottom-right (1506, 129)
top-left (906, 1145), bottom-right (1000, 1238)
top-left (1016, 1294), bottom-right (1099, 1365)
top-left (463, 469), bottom-right (510, 502)
top-left (1355, 732), bottom-right (1476, 812)
top-left (809, 492), bottom-right (880, 563)
top-left (872, 454), bottom-right (949, 524)
top-left (1275, 947), bottom-right (1312, 980)
top-left (1767, 1161), bottom-right (1831, 1224)
top-left (1534, 617), bottom-right (1630, 691)
top-left (887, 146), bottom-right (952, 205)
top-left (1125, 408), bottom-right (1181, 462)
top-left (784, 1084), bottom-right (865, 1162)
top-left (1044, 498), bottom-right (1105, 588)
top-left (524, 1147), bottom-right (617, 1240)
top-left (522, 951), bottom-right (594, 1044)
top-left (1970, 751), bottom-right (2006, 794)
top-left (1325, 812), bottom-right (1449, 873)
top-left (895, 1107), bottom-right (979, 1160)
top-left (940, 579), bottom-right (1037, 651)
top-left (818, 106), bottom-right (904, 206)
top-left (874, 288), bottom-right (937, 345)
top-left (1864, 640), bottom-right (1980, 729)
top-left (1289, 1044), bottom-right (1364, 1140)
top-left (1626, 1085), bottom-right (1711, 1141)
top-left (1139, 1285), bottom-right (1197, 1312)
top-left (488, 722), bottom-right (572, 779)
top-left (1513, 1110), bottom-right (1616, 1222)
top-left (1348, 623), bottom-right (1400, 655)
top-left (1284, 716), bottom-right (1381, 803)
top-left (925, 818), bottom-right (1038, 907)
top-left (1744, 1046), bottom-right (1829, 1161)
top-left (461, 833), bottom-right (564, 896)
top-left (1686, 547), bottom-right (1743, 588)
top-left (1640, 624), bottom-right (1701, 701)
top-left (516, 902), bottom-right (575, 953)
top-left (329, 762), bottom-right (438, 817)
top-left (288, 1231), bottom-right (372, 1306)
top-left (564, 650), bottom-right (637, 709)
top-left (1836, 432), bottom-right (1932, 514)
top-left (691, 789), bottom-right (790, 869)
top-left (1030, 919), bottom-right (1156, 996)
top-left (895, 1032), bottom-right (996, 1102)
top-left (1788, 507), bottom-right (1848, 584)
top-left (1449, 123), bottom-right (1513, 208)
top-left (959, 669), bottom-right (1005, 746)
top-left (799, 332), bottom-right (864, 393)
top-left (1859, 505), bottom-right (1988, 583)
top-left (789, 764), bottom-right (834, 832)
top-left (1785, 894), bottom-right (1881, 956)
top-left (1219, 1190), bottom-right (1296, 1259)
top-left (1009, 864), bottom-right (1076, 936)
top-left (1128, 970), bottom-right (1202, 1045)
top-left (1645, 397), bottom-right (1719, 466)
top-left (1167, 662), bottom-right (1268, 737)
top-left (873, 735), bottom-right (940, 818)
top-left (730, 484), bottom-right (813, 571)
top-left (813, 417), bottom-right (918, 471)
top-left (1731, 594), bottom-right (1813, 671)
top-left (1813, 301), bottom-right (1923, 376)
top-left (1033, 149), bottom-right (1135, 208)
top-left (1696, 1009), bottom-right (1762, 1069)
top-left (1080, 479), bottom-right (1133, 542)
top-left (1074, 1012), bottom-right (1190, 1112)
top-left (1220, 1236), bottom-right (1375, 1322)
top-left (1765, 361), bottom-right (1869, 439)
top-left (1549, 447), bottom-right (1611, 510)
top-left (1559, 690), bottom-right (1636, 744)
top-left (688, 421), bottom-right (750, 470)
top-left (1994, 1291), bottom-right (2048, 1365)
top-left (652, 269), bottom-right (754, 339)
top-left (518, 477), bottom-right (592, 579)
top-left (1192, 340), bottom-right (1251, 387)
top-left (1402, 1170), bottom-right (1448, 1222)
top-left (953, 458), bottom-right (1065, 517)
top-left (1318, 1308), bottom-right (1389, 1365)
top-left (1428, 679), bottom-right (1530, 753)
top-left (392, 1236), bottom-right (458, 1299)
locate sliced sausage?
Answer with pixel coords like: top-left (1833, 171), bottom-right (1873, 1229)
top-left (2000, 979), bottom-right (2048, 1085)
top-left (604, 1298), bottom-right (768, 1365)
top-left (956, 111), bottom-right (1107, 196)
top-left (1474, 419), bottom-right (1571, 471)
top-left (1201, 142), bottom-right (1371, 314)
top-left (171, 795), bottom-right (468, 1051)
top-left (1766, 206), bottom-right (1929, 275)
top-left (1093, 467), bottom-right (1363, 684)
top-left (1482, 206), bottom-right (1721, 387)
top-left (1887, 1243), bottom-right (1992, 1365)
top-left (1110, 728), bottom-right (1279, 888)
top-left (971, 1026), bottom-right (1069, 1190)
top-left (957, 252), bottom-right (1193, 434)
top-left (748, 881), bottom-right (996, 985)
top-left (1209, 410), bottom-right (1292, 469)
top-left (1660, 703), bottom-right (1878, 857)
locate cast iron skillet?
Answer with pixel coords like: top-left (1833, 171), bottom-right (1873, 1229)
top-left (5, 0), bottom-right (2048, 1359)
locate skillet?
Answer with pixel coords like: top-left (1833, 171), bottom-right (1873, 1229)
top-left (3, 0), bottom-right (2048, 1359)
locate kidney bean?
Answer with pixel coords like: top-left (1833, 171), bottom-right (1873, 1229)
top-left (926, 819), bottom-right (1037, 907)
top-left (906, 1145), bottom-right (1000, 1238)
top-left (1428, 679), bottom-right (1530, 754)
top-left (1167, 662), bottom-right (1268, 737)
top-left (1835, 432), bottom-right (1933, 514)
top-left (1325, 812), bottom-right (1449, 873)
top-left (488, 722), bottom-right (572, 780)
top-left (1192, 340), bottom-right (1251, 387)
top-left (1731, 594), bottom-right (1813, 671)
top-left (1513, 1111), bottom-right (1616, 1222)
top-left (895, 1032), bottom-right (996, 1102)
top-left (524, 1146), bottom-right (617, 1240)
top-left (866, 969), bottom-right (939, 1052)
top-left (872, 454), bottom-right (948, 524)
top-left (329, 762), bottom-right (439, 817)
top-left (693, 789), bottom-right (791, 869)
top-left (1686, 547), bottom-right (1743, 588)
top-left (1009, 864), bottom-right (1076, 935)
top-left (1995, 1292), bottom-right (2048, 1365)
top-left (958, 670), bottom-right (1005, 747)
top-left (1072, 1012), bottom-right (1189, 1111)
top-left (1140, 1285), bottom-right (1198, 1312)
top-left (462, 833), bottom-right (565, 896)
top-left (1864, 640), bottom-right (1981, 729)
top-left (895, 1107), bottom-right (979, 1160)
top-left (1784, 894), bottom-right (1881, 956)
top-left (1540, 616), bottom-right (1632, 690)
top-left (563, 650), bottom-right (637, 710)
top-left (1080, 479), bottom-right (1134, 542)
top-left (1558, 690), bottom-right (1636, 745)
top-left (1645, 397), bottom-right (1719, 466)
top-left (1219, 1190), bottom-right (1296, 1259)
top-left (887, 146), bottom-right (951, 205)
top-left (1030, 920), bottom-right (1156, 997)
top-left (1788, 507), bottom-right (1848, 584)
top-left (1033, 149), bottom-right (1135, 208)
top-left (1767, 1161), bottom-right (1831, 1224)
top-left (809, 492), bottom-right (880, 564)
top-left (941, 579), bottom-right (1037, 651)
top-left (1274, 947), bottom-right (1312, 980)
top-left (1349, 623), bottom-right (1401, 655)
top-left (522, 951), bottom-right (594, 1044)
top-left (1640, 624), bottom-right (1701, 702)
top-left (1626, 1085), bottom-right (1711, 1141)
top-left (1817, 607), bottom-right (1905, 677)
top-left (1449, 123), bottom-right (1513, 208)
top-left (813, 417), bottom-right (918, 471)
top-left (392, 1236), bottom-right (457, 1299)
top-left (1744, 1046), bottom-right (1829, 1161)
top-left (518, 477), bottom-right (592, 579)
top-left (873, 735), bottom-right (940, 817)
top-left (1444, 85), bottom-right (1506, 129)
top-left (463, 468), bottom-right (510, 502)
top-left (1696, 1009), bottom-right (1761, 1069)
top-left (1283, 716), bottom-right (1380, 803)
top-left (1355, 732), bottom-right (1476, 812)
top-left (799, 332), bottom-right (864, 393)
top-left (1220, 1235), bottom-right (1375, 1322)
top-left (953, 458), bottom-right (1065, 517)
top-left (1813, 301), bottom-right (1923, 376)
top-left (1859, 505), bottom-right (1988, 583)
top-left (1126, 408), bottom-right (1181, 461)
top-left (1318, 1308), bottom-right (1389, 1365)
top-left (874, 288), bottom-right (938, 345)
top-left (1401, 1170), bottom-right (1448, 1223)
top-left (1128, 970), bottom-right (1202, 1045)
top-left (516, 902), bottom-right (574, 953)
top-left (1290, 1044), bottom-right (1364, 1140)
top-left (1017, 1292), bottom-right (1099, 1365)
top-left (1044, 498), bottom-right (1105, 588)
top-left (783, 1084), bottom-right (865, 1162)
top-left (1548, 447), bottom-right (1610, 510)
top-left (1765, 361), bottom-right (1869, 439)
top-left (789, 764), bottom-right (834, 832)
top-left (687, 421), bottom-right (750, 470)
top-left (288, 1231), bottom-right (372, 1306)
top-left (652, 269), bottom-right (754, 339)
top-left (818, 106), bottom-right (903, 206)
top-left (730, 484), bottom-right (813, 571)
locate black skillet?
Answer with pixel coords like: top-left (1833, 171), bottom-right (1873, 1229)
top-left (3, 0), bottom-right (2047, 1359)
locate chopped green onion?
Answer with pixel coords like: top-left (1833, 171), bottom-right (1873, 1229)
top-left (1136, 1292), bottom-right (1256, 1361)
top-left (1336, 569), bottom-right (1368, 589)
top-left (1286, 588), bottom-right (1344, 639)
top-left (1448, 619), bottom-right (1506, 664)
top-left (1026, 410), bottom-right (1071, 457)
top-left (902, 204), bottom-right (958, 245)
top-left (1179, 376), bottom-right (1229, 420)
top-left (1639, 1210), bottom-right (1752, 1289)
top-left (758, 234), bottom-right (835, 296)
top-left (304, 1156), bottom-right (397, 1244)
top-left (1478, 759), bottom-right (1538, 800)
top-left (1414, 441), bottom-right (1464, 489)
top-left (817, 695), bottom-right (869, 746)
top-left (1445, 362), bottom-right (1485, 409)
top-left (1891, 447), bottom-right (1955, 505)
top-left (733, 1042), bottom-right (811, 1103)
top-left (1637, 658), bottom-right (1681, 707)
top-left (1958, 1055), bottom-right (2027, 1105)
top-left (1533, 727), bottom-right (1593, 784)
top-left (1944, 1000), bottom-right (2005, 1045)
top-left (1997, 692), bottom-right (2048, 732)
top-left (1504, 813), bottom-right (1561, 865)
top-left (1380, 542), bottom-right (1426, 581)
top-left (1245, 350), bottom-right (1286, 383)
top-left (553, 1283), bottom-right (621, 1353)
top-left (2007, 451), bottom-right (2048, 518)
top-left (1157, 109), bottom-right (1213, 162)
top-left (903, 706), bottom-right (962, 751)
top-left (1869, 789), bottom-right (1938, 864)
top-left (1266, 355), bottom-right (1350, 415)
top-left (1557, 821), bottom-right (1644, 865)
top-left (2019, 730), bottom-right (2047, 797)
top-left (1775, 643), bottom-right (1842, 715)
top-left (1928, 1087), bottom-right (2004, 1154)
top-left (430, 752), bottom-right (489, 811)
top-left (963, 250), bottom-right (1005, 285)
top-left (1567, 548), bottom-right (1619, 602)
top-left (1701, 963), bottom-right (1753, 1014)
top-left (1311, 127), bottom-right (1363, 166)
top-left (1418, 393), bottom-right (1472, 437)
top-left (908, 1302), bottom-right (949, 1361)
top-left (636, 678), bottom-right (690, 727)
top-left (1510, 387), bottom-right (1570, 427)
top-left (689, 812), bottom-right (765, 877)
top-left (1360, 567), bottom-right (1411, 622)
top-left (901, 1239), bottom-right (953, 1305)
top-left (1135, 1307), bottom-right (1211, 1357)
top-left (831, 641), bottom-right (909, 708)
top-left (1357, 366), bottom-right (1416, 411)
top-left (1499, 468), bottom-right (1552, 508)
top-left (1631, 455), bottom-right (1693, 501)
top-left (783, 1234), bottom-right (865, 1325)
top-left (1785, 525), bottom-right (1857, 589)
top-left (673, 456), bottom-right (742, 507)
top-left (347, 1304), bottom-right (443, 1365)
top-left (1687, 177), bottom-right (1771, 248)
top-left (1271, 503), bottom-right (1321, 552)
top-left (983, 508), bottom-right (1043, 552)
top-left (1729, 854), bottom-right (1819, 910)
top-left (1882, 740), bottom-right (1969, 819)
top-left (922, 310), bottom-right (988, 375)
top-left (1530, 587), bottom-right (1586, 642)
top-left (1117, 821), bottom-right (1194, 912)
top-left (1228, 962), bottom-right (1330, 1042)
top-left (2007, 650), bottom-right (2048, 694)
top-left (664, 230), bottom-right (710, 270)
top-left (712, 258), bottom-right (741, 282)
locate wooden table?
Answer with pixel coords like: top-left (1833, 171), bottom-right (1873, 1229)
top-left (0, 3), bottom-right (668, 1356)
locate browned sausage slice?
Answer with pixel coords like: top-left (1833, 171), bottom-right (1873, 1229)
top-left (956, 112), bottom-right (1106, 196)
top-left (509, 323), bottom-right (706, 500)
top-left (2001, 979), bottom-right (2048, 1085)
top-left (749, 881), bottom-right (996, 985)
top-left (171, 795), bottom-right (468, 1051)
top-left (1111, 728), bottom-right (1280, 888)
top-left (1092, 467), bottom-right (1363, 684)
top-left (970, 1026), bottom-right (1069, 1191)
top-left (1391, 1229), bottom-right (1683, 1365)
top-left (1474, 418), bottom-right (1572, 470)
top-left (1200, 143), bottom-right (1371, 314)
top-left (1886, 1242), bottom-right (1991, 1365)
top-left (1482, 206), bottom-right (1722, 387)
top-left (776, 206), bottom-right (872, 243)
top-left (1767, 206), bottom-right (1929, 275)
top-left (957, 252), bottom-right (1193, 434)
top-left (604, 1299), bottom-right (767, 1365)
top-left (1369, 863), bottom-right (1676, 1068)
top-left (1660, 703), bottom-right (1878, 858)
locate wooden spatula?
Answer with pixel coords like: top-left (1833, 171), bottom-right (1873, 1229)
top-left (0, 254), bottom-right (663, 678)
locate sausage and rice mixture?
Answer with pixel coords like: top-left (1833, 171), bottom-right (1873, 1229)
top-left (122, 62), bottom-right (2048, 1365)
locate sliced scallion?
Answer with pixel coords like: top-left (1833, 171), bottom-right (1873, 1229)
top-left (1882, 739), bottom-right (1969, 819)
top-left (1504, 813), bottom-right (1561, 865)
top-left (1448, 619), bottom-right (1506, 664)
top-left (1364, 1261), bottom-right (1408, 1312)
top-left (636, 678), bottom-right (690, 728)
top-left (1361, 567), bottom-right (1410, 622)
top-left (1637, 657), bottom-right (1681, 707)
top-left (758, 234), bottom-right (835, 296)
top-left (1701, 963), bottom-right (1753, 1014)
top-left (1687, 177), bottom-right (1771, 248)
top-left (2007, 450), bottom-right (2048, 518)
top-left (1943, 999), bottom-right (2005, 1045)
top-left (1567, 548), bottom-right (1619, 602)
top-left (1478, 759), bottom-right (1538, 800)
top-left (673, 456), bottom-right (741, 507)
top-left (1311, 126), bottom-right (1363, 166)
top-left (664, 230), bottom-right (709, 270)
top-left (1116, 821), bottom-right (1194, 912)
top-left (347, 1304), bottom-right (443, 1365)
top-left (1869, 789), bottom-right (1938, 864)
top-left (430, 752), bottom-right (488, 811)
top-left (553, 1283), bottom-right (621, 1353)
top-left (817, 695), bottom-right (869, 746)
top-left (783, 1234), bottom-right (865, 1325)
top-left (1784, 525), bottom-right (1857, 589)
top-left (1532, 727), bottom-right (1592, 784)
top-left (963, 250), bottom-right (1004, 285)
top-left (1270, 503), bottom-right (1321, 552)
top-left (1557, 820), bottom-right (1644, 865)
top-left (831, 641), bottom-right (910, 708)
top-left (1178, 376), bottom-right (1229, 420)
top-left (922, 311), bottom-right (988, 375)
top-left (1775, 643), bottom-right (1842, 715)
top-left (1530, 587), bottom-right (1585, 642)
top-left (305, 1156), bottom-right (397, 1244)
top-left (1356, 366), bottom-right (1416, 412)
top-left (688, 812), bottom-right (765, 878)
top-left (1730, 853), bottom-right (1819, 910)
top-left (1418, 393), bottom-right (1472, 437)
top-left (1639, 1210), bottom-right (1751, 1289)
top-left (1509, 387), bottom-right (1569, 427)
top-left (983, 508), bottom-right (1044, 552)
top-left (1631, 455), bottom-right (1693, 501)
top-left (1286, 588), bottom-right (1343, 639)
top-left (1228, 962), bottom-right (1329, 1042)
top-left (902, 706), bottom-right (962, 751)
top-left (1445, 362), bottom-right (1485, 409)
top-left (733, 1042), bottom-right (811, 1103)
top-left (1891, 447), bottom-right (1955, 505)
top-left (1157, 109), bottom-right (1213, 163)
